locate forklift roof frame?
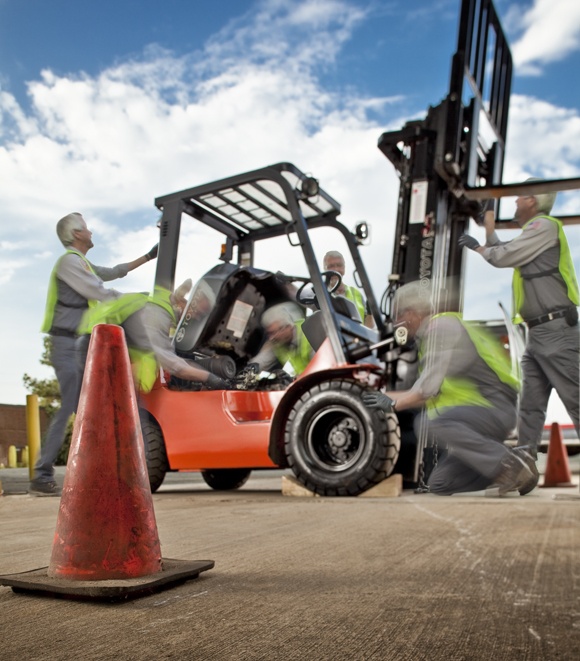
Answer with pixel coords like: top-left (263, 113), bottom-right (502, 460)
top-left (153, 162), bottom-right (383, 367)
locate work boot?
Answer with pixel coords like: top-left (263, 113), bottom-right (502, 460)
top-left (513, 446), bottom-right (540, 496)
top-left (485, 452), bottom-right (534, 498)
top-left (29, 480), bottom-right (62, 497)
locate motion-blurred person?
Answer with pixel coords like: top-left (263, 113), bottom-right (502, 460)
top-left (31, 212), bottom-right (157, 496)
top-left (244, 303), bottom-right (313, 378)
top-left (77, 279), bottom-right (228, 392)
top-left (362, 281), bottom-right (535, 497)
top-left (459, 180), bottom-right (579, 464)
top-left (323, 250), bottom-right (375, 328)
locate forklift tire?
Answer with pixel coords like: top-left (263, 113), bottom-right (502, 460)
top-left (284, 379), bottom-right (400, 496)
top-left (201, 469), bottom-right (252, 491)
top-left (140, 412), bottom-right (169, 493)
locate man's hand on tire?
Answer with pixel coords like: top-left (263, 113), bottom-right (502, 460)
top-left (361, 391), bottom-right (395, 412)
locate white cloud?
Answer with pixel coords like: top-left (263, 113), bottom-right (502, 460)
top-left (507, 0), bottom-right (580, 74)
top-left (505, 94), bottom-right (580, 179)
top-left (0, 0), bottom-right (579, 408)
top-left (0, 0), bottom-right (399, 403)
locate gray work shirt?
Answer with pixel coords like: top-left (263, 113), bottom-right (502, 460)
top-left (250, 326), bottom-right (300, 372)
top-left (411, 315), bottom-right (517, 411)
top-left (481, 216), bottom-right (572, 320)
top-left (122, 302), bottom-right (193, 376)
top-left (50, 252), bottom-right (129, 334)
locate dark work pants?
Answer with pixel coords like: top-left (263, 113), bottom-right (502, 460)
top-left (518, 320), bottom-right (579, 457)
top-left (424, 404), bottom-right (516, 495)
top-left (33, 336), bottom-right (82, 483)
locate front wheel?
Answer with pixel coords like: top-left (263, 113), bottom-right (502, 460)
top-left (140, 411), bottom-right (169, 493)
top-left (201, 468), bottom-right (252, 490)
top-left (284, 380), bottom-right (400, 496)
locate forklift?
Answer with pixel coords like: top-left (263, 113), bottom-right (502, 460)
top-left (139, 0), bottom-right (579, 496)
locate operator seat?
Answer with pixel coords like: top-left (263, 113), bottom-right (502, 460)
top-left (173, 263), bottom-right (301, 365)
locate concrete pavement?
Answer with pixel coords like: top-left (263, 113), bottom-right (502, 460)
top-left (1, 461), bottom-right (579, 660)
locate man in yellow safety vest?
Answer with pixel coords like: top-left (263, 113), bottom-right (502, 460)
top-left (322, 251), bottom-right (375, 328)
top-left (459, 179), bottom-right (579, 463)
top-left (31, 212), bottom-right (157, 497)
top-left (362, 281), bottom-right (536, 497)
top-left (245, 303), bottom-right (313, 378)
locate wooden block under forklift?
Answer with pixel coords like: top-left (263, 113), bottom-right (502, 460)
top-left (281, 473), bottom-right (402, 498)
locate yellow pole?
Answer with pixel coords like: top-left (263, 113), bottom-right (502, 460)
top-left (26, 394), bottom-right (41, 480)
top-left (7, 445), bottom-right (17, 468)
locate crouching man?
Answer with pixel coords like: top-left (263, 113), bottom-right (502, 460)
top-left (362, 281), bottom-right (537, 497)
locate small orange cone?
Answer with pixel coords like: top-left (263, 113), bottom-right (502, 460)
top-left (541, 422), bottom-right (575, 488)
top-left (0, 324), bottom-right (213, 600)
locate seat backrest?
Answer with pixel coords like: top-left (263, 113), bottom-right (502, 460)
top-left (174, 264), bottom-right (301, 363)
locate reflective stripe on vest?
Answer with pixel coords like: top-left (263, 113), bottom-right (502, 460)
top-left (128, 347), bottom-right (159, 394)
top-left (78, 287), bottom-right (176, 393)
top-left (425, 312), bottom-right (520, 417)
top-left (78, 287), bottom-right (175, 335)
top-left (344, 285), bottom-right (365, 321)
top-left (272, 320), bottom-right (312, 375)
top-left (512, 215), bottom-right (580, 323)
top-left (41, 250), bottom-right (97, 333)
top-left (77, 292), bottom-right (150, 335)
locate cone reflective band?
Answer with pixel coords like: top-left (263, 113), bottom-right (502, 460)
top-left (48, 324), bottom-right (163, 580)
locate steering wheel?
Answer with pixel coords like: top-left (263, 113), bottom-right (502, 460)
top-left (296, 271), bottom-right (342, 306)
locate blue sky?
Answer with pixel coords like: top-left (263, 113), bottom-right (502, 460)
top-left (1, 0), bottom-right (579, 419)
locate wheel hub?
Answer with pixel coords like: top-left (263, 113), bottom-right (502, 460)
top-left (306, 406), bottom-right (365, 472)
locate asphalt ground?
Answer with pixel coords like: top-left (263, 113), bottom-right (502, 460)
top-left (1, 459), bottom-right (579, 661)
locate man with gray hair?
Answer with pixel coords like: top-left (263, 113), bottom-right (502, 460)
top-left (322, 250), bottom-right (375, 328)
top-left (31, 212), bottom-right (158, 496)
top-left (362, 280), bottom-right (534, 497)
top-left (245, 303), bottom-right (312, 377)
top-left (459, 179), bottom-right (579, 468)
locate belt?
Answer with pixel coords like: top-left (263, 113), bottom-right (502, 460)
top-left (49, 328), bottom-right (78, 339)
top-left (525, 308), bottom-right (571, 328)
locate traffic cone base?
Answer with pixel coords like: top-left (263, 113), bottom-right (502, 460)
top-left (540, 422), bottom-right (575, 488)
top-left (0, 559), bottom-right (214, 602)
top-left (1, 325), bottom-right (214, 600)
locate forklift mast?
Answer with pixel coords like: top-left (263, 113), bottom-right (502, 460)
top-left (379, 0), bottom-right (580, 320)
top-left (378, 0), bottom-right (512, 315)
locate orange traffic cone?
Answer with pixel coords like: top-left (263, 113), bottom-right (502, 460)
top-left (541, 422), bottom-right (575, 488)
top-left (0, 324), bottom-right (213, 600)
top-left (48, 323), bottom-right (163, 579)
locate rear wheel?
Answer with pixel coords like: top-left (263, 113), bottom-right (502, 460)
top-left (284, 380), bottom-right (400, 496)
top-left (201, 469), bottom-right (252, 490)
top-left (140, 411), bottom-right (169, 493)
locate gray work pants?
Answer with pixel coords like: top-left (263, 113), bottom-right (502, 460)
top-left (424, 404), bottom-right (516, 495)
top-left (517, 320), bottom-right (579, 457)
top-left (33, 335), bottom-right (82, 483)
